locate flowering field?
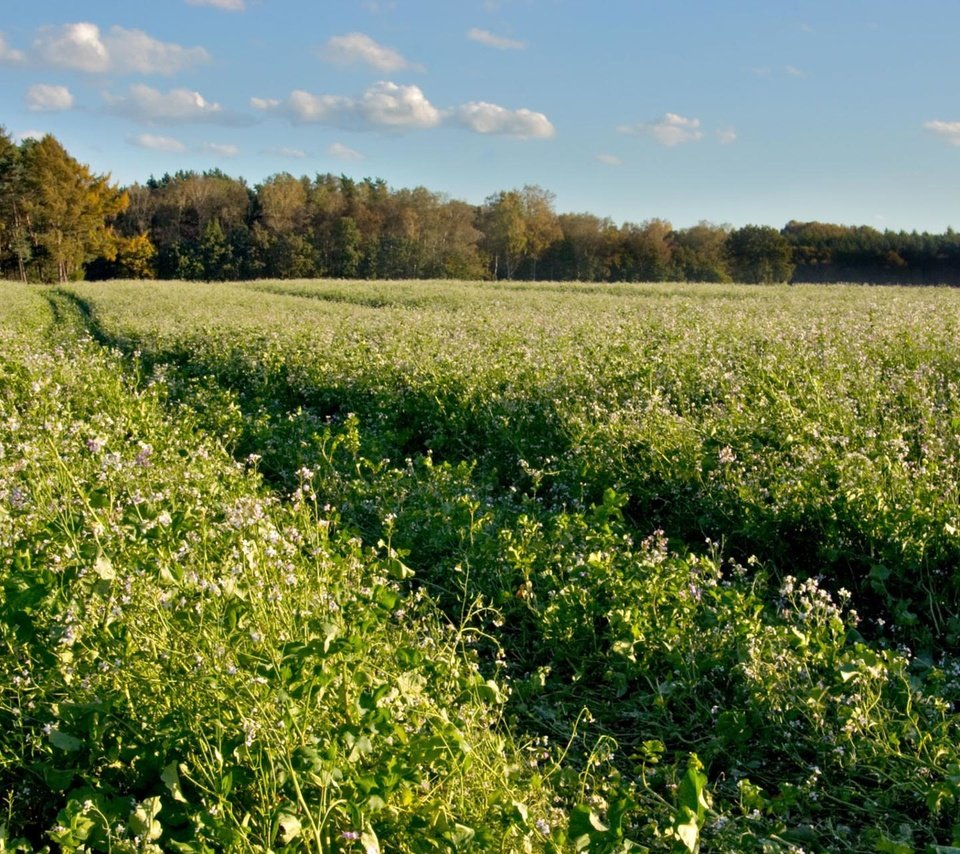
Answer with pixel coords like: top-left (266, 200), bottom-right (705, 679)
top-left (3, 279), bottom-right (960, 851)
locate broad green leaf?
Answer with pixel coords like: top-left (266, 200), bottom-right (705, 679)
top-left (130, 797), bottom-right (163, 842)
top-left (161, 761), bottom-right (188, 803)
top-left (48, 729), bottom-right (83, 752)
top-left (276, 814), bottom-right (301, 844)
top-left (94, 554), bottom-right (115, 580)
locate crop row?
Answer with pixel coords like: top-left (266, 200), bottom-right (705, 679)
top-left (1, 284), bottom-right (571, 851)
top-left (37, 278), bottom-right (960, 849)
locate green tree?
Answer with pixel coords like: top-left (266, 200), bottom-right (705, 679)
top-left (116, 233), bottom-right (157, 279)
top-left (200, 217), bottom-right (231, 280)
top-left (332, 216), bottom-right (363, 278)
top-left (0, 128), bottom-right (30, 282)
top-left (480, 189), bottom-right (527, 279)
top-left (616, 219), bottom-right (673, 281)
top-left (726, 224), bottom-right (795, 283)
top-left (519, 185), bottom-right (562, 280)
top-left (551, 213), bottom-right (618, 281)
top-left (480, 185), bottom-right (561, 280)
top-left (16, 135), bottom-right (126, 282)
top-left (671, 221), bottom-right (731, 282)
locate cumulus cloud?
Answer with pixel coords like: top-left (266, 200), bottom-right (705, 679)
top-left (186, 0), bottom-right (245, 9)
top-left (467, 28), bottom-right (526, 50)
top-left (328, 141), bottom-right (364, 160)
top-left (26, 84), bottom-right (75, 112)
top-left (619, 113), bottom-right (704, 146)
top-left (452, 102), bottom-right (554, 138)
top-left (0, 33), bottom-right (26, 65)
top-left (321, 32), bottom-right (420, 72)
top-left (264, 146), bottom-right (308, 158)
top-left (924, 120), bottom-right (960, 145)
top-left (34, 22), bottom-right (109, 72)
top-left (250, 97), bottom-right (280, 110)
top-left (105, 84), bottom-right (240, 124)
top-left (255, 81), bottom-right (441, 130)
top-left (595, 153), bottom-right (622, 166)
top-left (131, 133), bottom-right (187, 152)
top-left (785, 65), bottom-right (806, 78)
top-left (32, 22), bottom-right (209, 75)
top-left (716, 127), bottom-right (737, 144)
top-left (14, 129), bottom-right (46, 143)
top-left (204, 142), bottom-right (240, 157)
top-left (106, 26), bottom-right (210, 74)
top-left (255, 82), bottom-right (555, 139)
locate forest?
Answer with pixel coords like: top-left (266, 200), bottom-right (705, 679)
top-left (3, 128), bottom-right (960, 285)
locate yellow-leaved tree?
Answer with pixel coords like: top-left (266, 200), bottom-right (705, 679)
top-left (16, 134), bottom-right (127, 282)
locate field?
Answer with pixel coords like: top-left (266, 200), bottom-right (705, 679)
top-left (3, 278), bottom-right (960, 852)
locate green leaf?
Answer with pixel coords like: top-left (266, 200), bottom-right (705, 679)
top-left (94, 554), bottom-right (115, 580)
top-left (443, 823), bottom-right (475, 848)
top-left (569, 804), bottom-right (609, 838)
top-left (161, 761), bottom-right (188, 803)
top-left (476, 679), bottom-right (504, 704)
top-left (677, 756), bottom-right (709, 820)
top-left (360, 825), bottom-right (381, 853)
top-left (276, 814), bottom-right (301, 845)
top-left (129, 796), bottom-right (163, 842)
top-left (42, 767), bottom-right (75, 791)
top-left (674, 809), bottom-right (699, 854)
top-left (48, 728), bottom-right (83, 752)
top-left (386, 555), bottom-right (415, 580)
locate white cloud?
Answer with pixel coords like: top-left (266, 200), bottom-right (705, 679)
top-left (264, 146), bottom-right (308, 158)
top-left (924, 120), bottom-right (960, 146)
top-left (619, 113), bottom-right (704, 146)
top-left (348, 81), bottom-right (439, 126)
top-left (106, 26), bottom-right (210, 75)
top-left (204, 142), bottom-right (240, 157)
top-left (256, 82), bottom-right (555, 139)
top-left (14, 129), bottom-right (46, 143)
top-left (32, 22), bottom-right (208, 75)
top-left (467, 28), bottom-right (526, 50)
top-left (596, 153), bottom-right (622, 166)
top-left (34, 22), bottom-right (110, 72)
top-left (106, 84), bottom-right (231, 124)
top-left (26, 84), bottom-right (75, 112)
top-left (452, 101), bottom-right (554, 138)
top-left (131, 133), bottom-right (187, 152)
top-left (328, 141), bottom-right (364, 160)
top-left (716, 127), bottom-right (737, 144)
top-left (250, 97), bottom-right (280, 110)
top-left (186, 0), bottom-right (245, 10)
top-left (257, 82), bottom-right (441, 130)
top-left (0, 33), bottom-right (26, 65)
top-left (321, 32), bottom-right (420, 72)
top-left (785, 65), bottom-right (805, 78)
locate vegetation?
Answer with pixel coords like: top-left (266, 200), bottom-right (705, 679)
top-left (4, 129), bottom-right (960, 285)
top-left (3, 277), bottom-right (960, 851)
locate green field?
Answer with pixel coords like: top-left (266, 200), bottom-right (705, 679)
top-left (3, 279), bottom-right (960, 852)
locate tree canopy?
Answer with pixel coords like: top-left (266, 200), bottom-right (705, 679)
top-left (2, 129), bottom-right (960, 285)
top-left (2, 133), bottom-right (126, 283)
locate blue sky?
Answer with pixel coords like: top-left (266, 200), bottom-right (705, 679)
top-left (2, 0), bottom-right (959, 231)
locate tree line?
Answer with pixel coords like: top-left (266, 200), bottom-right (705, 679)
top-left (3, 128), bottom-right (960, 285)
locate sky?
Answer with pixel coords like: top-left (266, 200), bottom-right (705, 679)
top-left (2, 0), bottom-right (960, 232)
